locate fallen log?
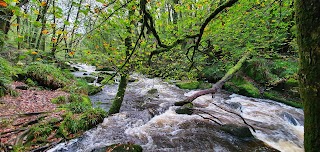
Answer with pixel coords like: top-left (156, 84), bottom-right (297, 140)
top-left (175, 51), bottom-right (251, 106)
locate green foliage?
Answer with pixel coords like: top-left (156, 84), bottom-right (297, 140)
top-left (81, 108), bottom-right (107, 129)
top-left (88, 85), bottom-right (102, 95)
top-left (224, 76), bottom-right (261, 98)
top-left (63, 79), bottom-right (90, 94)
top-left (263, 91), bottom-right (302, 108)
top-left (0, 31), bottom-right (4, 51)
top-left (0, 57), bottom-right (19, 97)
top-left (26, 62), bottom-right (74, 89)
top-left (51, 96), bottom-right (67, 104)
top-left (27, 124), bottom-right (53, 143)
top-left (25, 78), bottom-right (37, 87)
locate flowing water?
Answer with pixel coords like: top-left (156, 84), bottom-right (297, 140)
top-left (51, 67), bottom-right (304, 152)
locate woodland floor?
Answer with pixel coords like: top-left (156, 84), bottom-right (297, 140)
top-left (0, 81), bottom-right (68, 147)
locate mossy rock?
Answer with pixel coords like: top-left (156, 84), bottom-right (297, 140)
top-left (220, 124), bottom-right (254, 138)
top-left (92, 143), bottom-right (143, 152)
top-left (284, 78), bottom-right (299, 88)
top-left (96, 66), bottom-right (114, 71)
top-left (175, 103), bottom-right (193, 115)
top-left (147, 88), bottom-right (158, 94)
top-left (176, 81), bottom-right (200, 90)
top-left (26, 62), bottom-right (74, 89)
top-left (263, 91), bottom-right (303, 108)
top-left (224, 77), bottom-right (260, 98)
top-left (88, 85), bottom-right (102, 95)
top-left (243, 58), bottom-right (280, 85)
top-left (82, 76), bottom-right (96, 83)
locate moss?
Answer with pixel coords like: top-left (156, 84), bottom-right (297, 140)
top-left (108, 75), bottom-right (128, 115)
top-left (243, 58), bottom-right (277, 84)
top-left (82, 76), bottom-right (96, 83)
top-left (51, 96), bottom-right (67, 104)
top-left (65, 95), bottom-right (92, 113)
top-left (285, 77), bottom-right (299, 88)
top-left (26, 124), bottom-right (53, 143)
top-left (238, 83), bottom-right (260, 98)
top-left (147, 88), bottom-right (158, 94)
top-left (25, 62), bottom-right (74, 89)
top-left (81, 108), bottom-right (106, 129)
top-left (224, 77), bottom-right (260, 98)
top-left (263, 91), bottom-right (303, 108)
top-left (175, 103), bottom-right (193, 115)
top-left (63, 79), bottom-right (90, 95)
top-left (176, 81), bottom-right (200, 90)
top-left (88, 85), bottom-right (102, 95)
top-left (25, 78), bottom-right (37, 87)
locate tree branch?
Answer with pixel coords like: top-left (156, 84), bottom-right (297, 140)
top-left (195, 0), bottom-right (239, 50)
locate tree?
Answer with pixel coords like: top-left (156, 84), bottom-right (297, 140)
top-left (295, 0), bottom-right (320, 151)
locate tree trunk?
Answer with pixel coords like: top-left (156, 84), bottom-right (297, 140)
top-left (175, 51), bottom-right (251, 106)
top-left (108, 75), bottom-right (128, 115)
top-left (295, 0), bottom-right (320, 151)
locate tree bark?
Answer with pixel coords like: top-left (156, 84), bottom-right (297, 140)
top-left (175, 51), bottom-right (251, 106)
top-left (108, 75), bottom-right (128, 115)
top-left (295, 0), bottom-right (320, 151)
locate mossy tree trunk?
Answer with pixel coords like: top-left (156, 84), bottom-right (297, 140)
top-left (295, 0), bottom-right (320, 151)
top-left (108, 75), bottom-right (128, 115)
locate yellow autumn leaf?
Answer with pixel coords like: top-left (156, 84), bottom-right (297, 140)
top-left (31, 51), bottom-right (38, 55)
top-left (42, 29), bottom-right (49, 34)
top-left (51, 23), bottom-right (56, 27)
top-left (34, 10), bottom-right (39, 15)
top-left (56, 30), bottom-right (63, 35)
top-left (41, 1), bottom-right (47, 6)
top-left (11, 23), bottom-right (19, 27)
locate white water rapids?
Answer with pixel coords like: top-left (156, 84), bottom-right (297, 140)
top-left (49, 72), bottom-right (304, 152)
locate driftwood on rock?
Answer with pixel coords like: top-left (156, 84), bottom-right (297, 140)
top-left (175, 51), bottom-right (251, 106)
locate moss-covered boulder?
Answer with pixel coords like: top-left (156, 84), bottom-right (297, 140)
top-left (82, 76), bottom-right (96, 83)
top-left (224, 76), bottom-right (260, 98)
top-left (26, 62), bottom-right (74, 89)
top-left (263, 91), bottom-right (302, 108)
top-left (175, 103), bottom-right (193, 115)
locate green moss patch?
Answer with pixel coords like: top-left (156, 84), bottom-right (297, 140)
top-left (224, 76), bottom-right (260, 98)
top-left (176, 81), bottom-right (200, 90)
top-left (263, 91), bottom-right (302, 108)
top-left (26, 62), bottom-right (74, 89)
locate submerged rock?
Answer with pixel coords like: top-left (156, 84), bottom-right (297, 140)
top-left (220, 124), bottom-right (254, 138)
top-left (92, 143), bottom-right (142, 152)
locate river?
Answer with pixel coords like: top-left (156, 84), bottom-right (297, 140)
top-left (49, 65), bottom-right (304, 152)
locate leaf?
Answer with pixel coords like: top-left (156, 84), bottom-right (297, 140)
top-left (0, 0), bottom-right (7, 7)
top-left (42, 29), bottom-right (49, 34)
